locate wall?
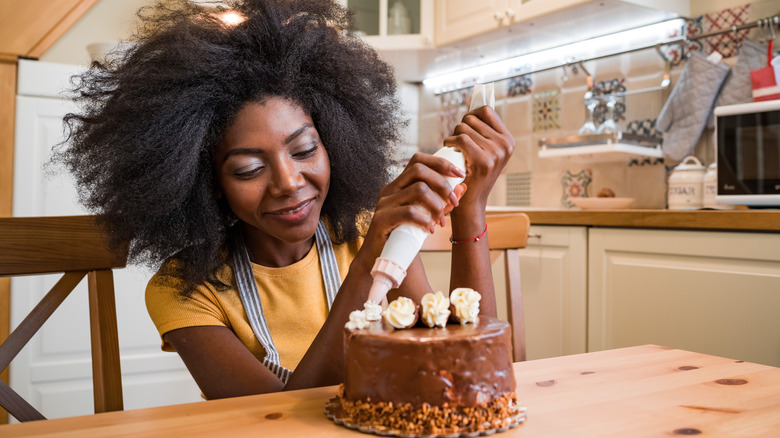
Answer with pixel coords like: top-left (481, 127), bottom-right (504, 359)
top-left (41, 0), bottom-right (155, 65)
top-left (417, 0), bottom-right (780, 210)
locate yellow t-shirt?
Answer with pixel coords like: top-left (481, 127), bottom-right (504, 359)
top-left (145, 236), bottom-right (361, 371)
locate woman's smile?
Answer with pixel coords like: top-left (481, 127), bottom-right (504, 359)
top-left (266, 197), bottom-right (316, 223)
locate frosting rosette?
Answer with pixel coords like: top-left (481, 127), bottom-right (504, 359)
top-left (363, 301), bottom-right (383, 321)
top-left (421, 291), bottom-right (451, 328)
top-left (449, 288), bottom-right (481, 325)
top-left (384, 296), bottom-right (419, 329)
top-left (346, 309), bottom-right (371, 330)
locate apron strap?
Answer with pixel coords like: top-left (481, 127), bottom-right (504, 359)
top-left (233, 220), bottom-right (341, 384)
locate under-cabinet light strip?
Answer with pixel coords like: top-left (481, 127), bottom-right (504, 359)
top-left (422, 18), bottom-right (685, 94)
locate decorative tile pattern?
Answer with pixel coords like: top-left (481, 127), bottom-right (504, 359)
top-left (628, 157), bottom-right (665, 167)
top-left (661, 17), bottom-right (705, 66)
top-left (532, 90), bottom-right (561, 132)
top-left (560, 169), bottom-right (592, 209)
top-left (506, 172), bottom-right (532, 207)
top-left (592, 78), bottom-right (626, 125)
top-left (507, 73), bottom-right (533, 97)
top-left (704, 4), bottom-right (751, 58)
top-left (625, 118), bottom-right (663, 142)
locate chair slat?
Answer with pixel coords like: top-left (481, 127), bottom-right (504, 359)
top-left (0, 216), bottom-right (127, 276)
top-left (0, 379), bottom-right (45, 422)
top-left (88, 270), bottom-right (124, 413)
top-left (0, 271), bottom-right (86, 371)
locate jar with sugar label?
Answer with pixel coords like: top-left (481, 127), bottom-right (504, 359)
top-left (668, 156), bottom-right (705, 210)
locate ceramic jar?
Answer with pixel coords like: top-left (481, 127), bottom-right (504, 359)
top-left (668, 156), bottom-right (706, 210)
top-left (703, 162), bottom-right (734, 210)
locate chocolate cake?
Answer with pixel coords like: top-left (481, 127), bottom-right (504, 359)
top-left (329, 316), bottom-right (523, 436)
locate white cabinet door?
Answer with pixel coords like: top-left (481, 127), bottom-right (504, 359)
top-left (434, 0), bottom-right (507, 46)
top-left (588, 228), bottom-right (780, 367)
top-left (11, 60), bottom-right (202, 421)
top-left (518, 225), bottom-right (587, 360)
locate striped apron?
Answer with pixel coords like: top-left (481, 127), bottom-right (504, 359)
top-left (231, 221), bottom-right (341, 384)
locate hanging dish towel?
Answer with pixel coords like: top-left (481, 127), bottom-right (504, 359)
top-left (657, 51), bottom-right (730, 163)
top-left (707, 40), bottom-right (769, 128)
top-left (750, 38), bottom-right (780, 101)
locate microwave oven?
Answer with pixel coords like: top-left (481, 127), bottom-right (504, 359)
top-left (715, 100), bottom-right (780, 207)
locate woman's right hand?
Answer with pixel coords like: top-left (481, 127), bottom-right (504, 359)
top-left (358, 152), bottom-right (466, 266)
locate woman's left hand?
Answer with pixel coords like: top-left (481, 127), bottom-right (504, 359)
top-left (443, 105), bottom-right (515, 213)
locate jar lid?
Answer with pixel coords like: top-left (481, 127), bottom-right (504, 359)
top-left (673, 155), bottom-right (705, 172)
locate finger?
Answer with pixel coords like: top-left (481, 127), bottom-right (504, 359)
top-left (388, 158), bottom-right (463, 207)
top-left (463, 105), bottom-right (512, 137)
top-left (442, 183), bottom-right (467, 216)
top-left (377, 181), bottom-right (451, 230)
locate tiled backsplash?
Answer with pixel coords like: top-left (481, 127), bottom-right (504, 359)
top-left (411, 0), bottom-right (779, 209)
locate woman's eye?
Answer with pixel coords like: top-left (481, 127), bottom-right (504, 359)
top-left (233, 165), bottom-right (263, 178)
top-left (294, 144), bottom-right (318, 159)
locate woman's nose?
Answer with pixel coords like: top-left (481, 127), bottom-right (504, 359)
top-left (269, 158), bottom-right (305, 196)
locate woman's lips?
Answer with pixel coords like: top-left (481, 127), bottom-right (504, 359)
top-left (269, 198), bottom-right (314, 216)
top-left (268, 197), bottom-right (316, 224)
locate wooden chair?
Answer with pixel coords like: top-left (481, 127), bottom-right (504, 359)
top-left (421, 212), bottom-right (530, 362)
top-left (0, 215), bottom-right (127, 422)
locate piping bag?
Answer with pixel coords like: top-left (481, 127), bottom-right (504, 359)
top-left (366, 83), bottom-right (495, 305)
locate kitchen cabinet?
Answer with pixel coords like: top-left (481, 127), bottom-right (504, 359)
top-left (518, 225), bottom-right (588, 360)
top-left (434, 0), bottom-right (688, 47)
top-left (588, 227), bottom-right (780, 367)
top-left (339, 0), bottom-right (434, 51)
top-left (434, 0), bottom-right (518, 47)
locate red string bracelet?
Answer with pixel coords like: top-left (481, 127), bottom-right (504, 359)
top-left (449, 224), bottom-right (488, 244)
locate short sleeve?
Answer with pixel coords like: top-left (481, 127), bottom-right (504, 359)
top-left (145, 270), bottom-right (229, 352)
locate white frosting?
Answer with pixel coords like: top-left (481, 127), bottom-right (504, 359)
top-left (363, 301), bottom-right (383, 321)
top-left (450, 287), bottom-right (481, 325)
top-left (421, 291), bottom-right (451, 328)
top-left (384, 296), bottom-right (417, 329)
top-left (345, 309), bottom-right (370, 330)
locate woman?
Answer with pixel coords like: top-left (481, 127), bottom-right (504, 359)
top-left (57, 0), bottom-right (514, 399)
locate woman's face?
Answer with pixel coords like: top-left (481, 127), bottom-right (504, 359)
top-left (214, 97), bottom-right (330, 251)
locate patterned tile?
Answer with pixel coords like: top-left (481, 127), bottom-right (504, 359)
top-left (704, 4), bottom-right (751, 58)
top-left (592, 78), bottom-right (626, 125)
top-left (506, 172), bottom-right (532, 207)
top-left (507, 72), bottom-right (533, 97)
top-left (661, 16), bottom-right (705, 66)
top-left (625, 118), bottom-right (662, 142)
top-left (560, 169), bottom-right (592, 208)
top-left (532, 89), bottom-right (561, 132)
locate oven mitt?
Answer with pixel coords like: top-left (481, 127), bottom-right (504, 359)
top-left (706, 40), bottom-right (768, 128)
top-left (657, 51), bottom-right (730, 163)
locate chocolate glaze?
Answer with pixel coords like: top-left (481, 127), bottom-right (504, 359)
top-left (343, 317), bottom-right (516, 408)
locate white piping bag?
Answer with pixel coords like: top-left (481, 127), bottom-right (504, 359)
top-left (366, 83), bottom-right (495, 305)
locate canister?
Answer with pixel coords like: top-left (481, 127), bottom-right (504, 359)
top-left (668, 156), bottom-right (705, 210)
top-left (703, 162), bottom-right (734, 210)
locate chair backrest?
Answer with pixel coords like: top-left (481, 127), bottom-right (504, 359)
top-left (0, 215), bottom-right (127, 422)
top-left (421, 212), bottom-right (530, 362)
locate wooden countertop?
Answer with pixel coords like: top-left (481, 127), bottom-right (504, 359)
top-left (4, 345), bottom-right (780, 437)
top-left (487, 208), bottom-right (780, 232)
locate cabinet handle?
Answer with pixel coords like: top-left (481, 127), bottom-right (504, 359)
top-left (528, 233), bottom-right (542, 239)
top-left (505, 8), bottom-right (516, 21)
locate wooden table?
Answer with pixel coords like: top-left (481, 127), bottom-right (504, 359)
top-left (3, 345), bottom-right (779, 437)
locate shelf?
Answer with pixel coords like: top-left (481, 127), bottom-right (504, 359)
top-left (538, 133), bottom-right (662, 161)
